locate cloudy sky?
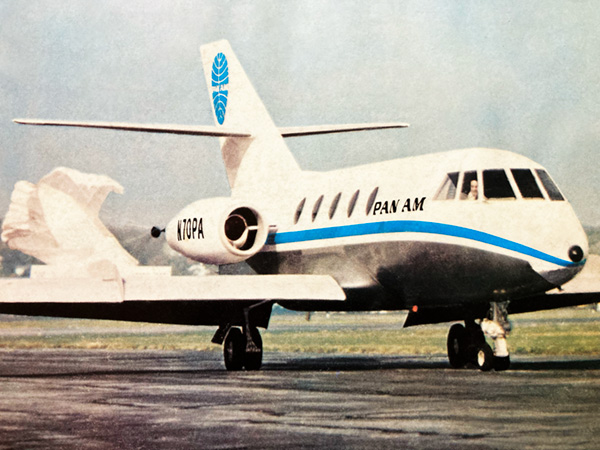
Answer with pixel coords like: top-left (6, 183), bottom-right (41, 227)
top-left (1, 1), bottom-right (599, 227)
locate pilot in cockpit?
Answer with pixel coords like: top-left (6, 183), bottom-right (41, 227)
top-left (460, 176), bottom-right (479, 200)
top-left (467, 179), bottom-right (478, 200)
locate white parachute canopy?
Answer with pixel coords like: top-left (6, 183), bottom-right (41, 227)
top-left (1, 167), bottom-right (138, 274)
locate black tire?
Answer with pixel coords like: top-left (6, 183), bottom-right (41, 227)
top-left (447, 324), bottom-right (467, 368)
top-left (494, 355), bottom-right (510, 371)
top-left (475, 343), bottom-right (494, 372)
top-left (244, 328), bottom-right (263, 371)
top-left (224, 327), bottom-right (245, 371)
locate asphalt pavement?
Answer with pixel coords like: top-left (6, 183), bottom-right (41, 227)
top-left (0, 349), bottom-right (598, 449)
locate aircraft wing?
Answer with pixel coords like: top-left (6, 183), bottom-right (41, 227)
top-left (405, 290), bottom-right (600, 328)
top-left (0, 273), bottom-right (346, 303)
top-left (0, 272), bottom-right (346, 327)
top-left (404, 282), bottom-right (600, 327)
top-left (405, 258), bottom-right (600, 327)
top-left (507, 260), bottom-right (600, 314)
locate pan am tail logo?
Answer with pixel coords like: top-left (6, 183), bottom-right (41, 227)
top-left (211, 53), bottom-right (229, 125)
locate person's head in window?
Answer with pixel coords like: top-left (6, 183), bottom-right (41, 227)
top-left (468, 180), bottom-right (478, 200)
top-left (460, 171), bottom-right (478, 200)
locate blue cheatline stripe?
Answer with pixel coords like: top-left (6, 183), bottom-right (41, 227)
top-left (265, 220), bottom-right (583, 268)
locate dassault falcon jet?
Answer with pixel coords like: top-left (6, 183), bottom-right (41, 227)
top-left (2, 40), bottom-right (598, 371)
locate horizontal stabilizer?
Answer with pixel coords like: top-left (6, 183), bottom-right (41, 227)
top-left (14, 119), bottom-right (408, 138)
top-left (13, 119), bottom-right (251, 138)
top-left (279, 122), bottom-right (409, 137)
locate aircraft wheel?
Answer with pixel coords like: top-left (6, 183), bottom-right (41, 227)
top-left (447, 323), bottom-right (467, 368)
top-left (244, 328), bottom-right (263, 371)
top-left (224, 327), bottom-right (245, 371)
top-left (475, 343), bottom-right (494, 372)
top-left (494, 355), bottom-right (510, 371)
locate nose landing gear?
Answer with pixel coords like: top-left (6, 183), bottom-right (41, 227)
top-left (447, 302), bottom-right (511, 372)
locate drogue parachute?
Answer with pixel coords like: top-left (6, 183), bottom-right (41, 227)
top-left (1, 167), bottom-right (138, 276)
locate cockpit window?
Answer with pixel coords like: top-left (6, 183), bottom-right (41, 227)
top-left (535, 169), bottom-right (564, 201)
top-left (460, 171), bottom-right (478, 200)
top-left (483, 169), bottom-right (515, 199)
top-left (434, 172), bottom-right (459, 200)
top-left (511, 169), bottom-right (543, 199)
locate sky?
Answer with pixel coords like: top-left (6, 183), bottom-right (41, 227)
top-left (1, 0), bottom-right (599, 227)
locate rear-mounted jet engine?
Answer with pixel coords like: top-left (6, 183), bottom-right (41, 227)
top-left (165, 197), bottom-right (268, 265)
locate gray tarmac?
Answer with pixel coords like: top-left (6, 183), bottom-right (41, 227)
top-left (0, 349), bottom-right (599, 450)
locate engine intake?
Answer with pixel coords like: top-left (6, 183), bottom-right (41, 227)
top-left (225, 208), bottom-right (259, 251)
top-left (166, 198), bottom-right (268, 265)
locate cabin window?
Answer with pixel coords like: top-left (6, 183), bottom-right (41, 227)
top-left (511, 169), bottom-right (543, 199)
top-left (312, 195), bottom-right (324, 221)
top-left (434, 172), bottom-right (459, 200)
top-left (460, 171), bottom-right (479, 200)
top-left (294, 197), bottom-right (306, 224)
top-left (347, 190), bottom-right (360, 217)
top-left (366, 187), bottom-right (379, 215)
top-left (483, 169), bottom-right (515, 199)
top-left (535, 169), bottom-right (564, 201)
top-left (329, 192), bottom-right (342, 219)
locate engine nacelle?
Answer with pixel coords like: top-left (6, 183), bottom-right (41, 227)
top-left (165, 197), bottom-right (269, 265)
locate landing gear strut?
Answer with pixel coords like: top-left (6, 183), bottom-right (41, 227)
top-left (447, 302), bottom-right (511, 372)
top-left (481, 302), bottom-right (511, 371)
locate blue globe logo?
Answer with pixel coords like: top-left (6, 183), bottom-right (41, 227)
top-left (211, 53), bottom-right (229, 125)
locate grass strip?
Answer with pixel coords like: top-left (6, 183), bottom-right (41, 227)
top-left (0, 309), bottom-right (598, 356)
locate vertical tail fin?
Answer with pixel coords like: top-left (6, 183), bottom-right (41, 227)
top-left (200, 40), bottom-right (300, 195)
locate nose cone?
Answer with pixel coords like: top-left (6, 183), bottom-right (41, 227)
top-left (541, 228), bottom-right (588, 287)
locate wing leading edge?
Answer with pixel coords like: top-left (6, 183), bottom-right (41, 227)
top-left (0, 273), bottom-right (346, 303)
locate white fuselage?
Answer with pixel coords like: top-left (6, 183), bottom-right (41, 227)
top-left (168, 148), bottom-right (588, 311)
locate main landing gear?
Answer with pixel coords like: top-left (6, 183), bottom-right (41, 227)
top-left (213, 303), bottom-right (266, 371)
top-left (222, 326), bottom-right (263, 370)
top-left (447, 302), bottom-right (511, 372)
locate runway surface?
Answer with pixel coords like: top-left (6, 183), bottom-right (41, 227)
top-left (0, 349), bottom-right (599, 450)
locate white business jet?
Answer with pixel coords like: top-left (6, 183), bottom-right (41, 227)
top-left (3, 40), bottom-right (597, 371)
